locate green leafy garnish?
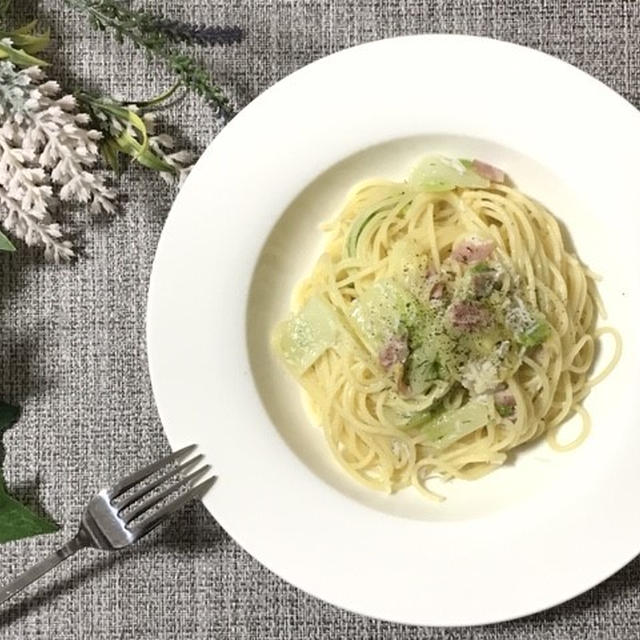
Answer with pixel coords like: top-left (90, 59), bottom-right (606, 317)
top-left (516, 317), bottom-right (551, 348)
top-left (470, 262), bottom-right (492, 273)
top-left (0, 401), bottom-right (58, 543)
top-left (349, 278), bottom-right (425, 352)
top-left (496, 403), bottom-right (515, 418)
top-left (404, 348), bottom-right (444, 395)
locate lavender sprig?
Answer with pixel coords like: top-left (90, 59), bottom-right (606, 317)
top-left (147, 21), bottom-right (243, 47)
top-left (64, 0), bottom-right (239, 117)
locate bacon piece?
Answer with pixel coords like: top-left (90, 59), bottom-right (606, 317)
top-left (447, 301), bottom-right (491, 330)
top-left (495, 389), bottom-right (515, 407)
top-left (494, 389), bottom-right (516, 418)
top-left (430, 281), bottom-right (445, 299)
top-left (472, 160), bottom-right (505, 183)
top-left (379, 335), bottom-right (409, 370)
top-left (451, 237), bottom-right (495, 265)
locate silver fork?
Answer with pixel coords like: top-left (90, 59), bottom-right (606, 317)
top-left (0, 444), bottom-right (215, 605)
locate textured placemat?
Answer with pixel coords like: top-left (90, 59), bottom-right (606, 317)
top-left (0, 1), bottom-right (639, 638)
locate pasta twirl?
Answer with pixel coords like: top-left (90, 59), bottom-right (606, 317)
top-left (273, 156), bottom-right (621, 500)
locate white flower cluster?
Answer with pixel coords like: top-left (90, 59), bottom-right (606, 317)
top-left (0, 62), bottom-right (116, 261)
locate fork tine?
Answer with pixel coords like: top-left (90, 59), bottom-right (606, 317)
top-left (114, 454), bottom-right (204, 511)
top-left (108, 444), bottom-right (197, 500)
top-left (129, 476), bottom-right (216, 538)
top-left (124, 465), bottom-right (211, 524)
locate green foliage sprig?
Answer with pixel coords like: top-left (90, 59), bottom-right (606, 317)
top-left (0, 0), bottom-right (241, 258)
top-left (0, 402), bottom-right (58, 543)
top-left (148, 22), bottom-right (243, 47)
top-left (0, 0), bottom-right (241, 540)
top-left (0, 19), bottom-right (50, 67)
top-left (64, 0), bottom-right (241, 118)
top-left (76, 86), bottom-right (182, 175)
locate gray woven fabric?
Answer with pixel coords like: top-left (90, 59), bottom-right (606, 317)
top-left (0, 0), bottom-right (638, 637)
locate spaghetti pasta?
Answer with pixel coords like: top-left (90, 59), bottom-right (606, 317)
top-left (273, 156), bottom-right (621, 500)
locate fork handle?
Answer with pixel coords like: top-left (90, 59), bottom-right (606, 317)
top-left (0, 534), bottom-right (88, 605)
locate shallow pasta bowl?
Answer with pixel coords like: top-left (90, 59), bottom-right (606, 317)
top-left (146, 35), bottom-right (640, 626)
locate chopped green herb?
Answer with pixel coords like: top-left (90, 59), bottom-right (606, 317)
top-left (496, 403), bottom-right (515, 418)
top-left (516, 317), bottom-right (551, 348)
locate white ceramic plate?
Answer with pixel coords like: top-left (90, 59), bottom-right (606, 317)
top-left (147, 35), bottom-right (640, 626)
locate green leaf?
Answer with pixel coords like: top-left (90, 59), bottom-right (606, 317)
top-left (0, 492), bottom-right (59, 543)
top-left (0, 229), bottom-right (15, 252)
top-left (0, 40), bottom-right (49, 67)
top-left (100, 137), bottom-right (122, 174)
top-left (8, 31), bottom-right (51, 55)
top-left (77, 91), bottom-right (176, 175)
top-left (114, 130), bottom-right (174, 173)
top-left (0, 402), bottom-right (20, 435)
top-left (103, 103), bottom-right (149, 152)
top-left (0, 401), bottom-right (58, 543)
top-left (77, 93), bottom-right (150, 156)
top-left (13, 20), bottom-right (39, 35)
top-left (0, 21), bottom-right (51, 54)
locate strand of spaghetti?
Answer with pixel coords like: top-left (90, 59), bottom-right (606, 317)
top-left (588, 327), bottom-right (623, 387)
top-left (547, 404), bottom-right (591, 451)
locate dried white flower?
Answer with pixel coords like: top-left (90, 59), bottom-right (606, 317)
top-left (141, 111), bottom-right (194, 185)
top-left (149, 136), bottom-right (195, 185)
top-left (0, 61), bottom-right (116, 261)
top-left (0, 189), bottom-right (73, 262)
top-left (0, 61), bottom-right (33, 115)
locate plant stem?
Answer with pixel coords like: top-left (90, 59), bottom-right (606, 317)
top-left (63, 0), bottom-right (233, 117)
